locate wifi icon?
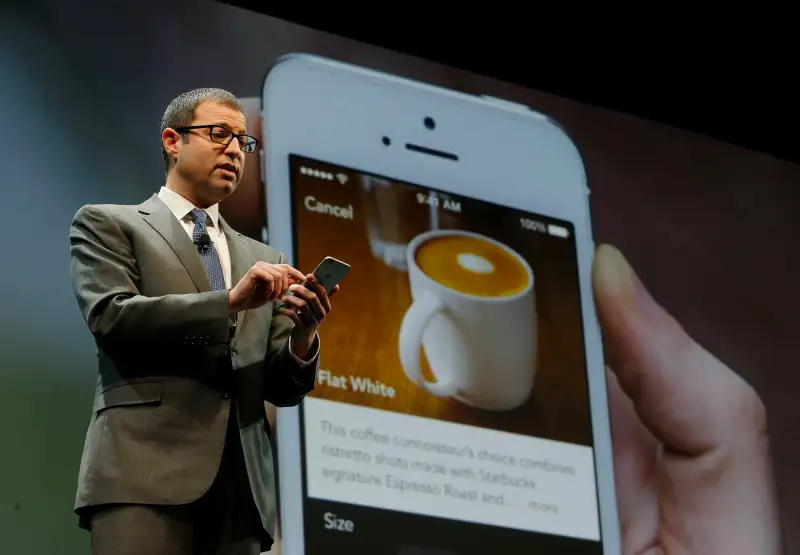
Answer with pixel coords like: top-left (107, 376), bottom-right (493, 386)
top-left (335, 173), bottom-right (348, 185)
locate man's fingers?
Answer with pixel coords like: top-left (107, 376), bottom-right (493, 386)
top-left (250, 265), bottom-right (274, 288)
top-left (279, 264), bottom-right (306, 282)
top-left (280, 306), bottom-right (303, 327)
top-left (252, 265), bottom-right (282, 299)
top-left (593, 244), bottom-right (764, 455)
top-left (280, 267), bottom-right (289, 295)
top-left (307, 276), bottom-right (332, 312)
top-left (287, 283), bottom-right (326, 322)
top-left (297, 275), bottom-right (327, 320)
top-left (281, 294), bottom-right (305, 312)
top-left (252, 263), bottom-right (305, 291)
top-left (276, 265), bottom-right (302, 295)
top-left (282, 293), bottom-right (320, 324)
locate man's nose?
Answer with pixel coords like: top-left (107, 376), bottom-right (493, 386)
top-left (224, 138), bottom-right (243, 158)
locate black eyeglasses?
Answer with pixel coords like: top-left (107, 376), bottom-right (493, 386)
top-left (175, 125), bottom-right (259, 153)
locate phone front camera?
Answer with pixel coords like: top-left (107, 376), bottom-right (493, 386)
top-left (424, 116), bottom-right (436, 130)
top-left (382, 136), bottom-right (391, 146)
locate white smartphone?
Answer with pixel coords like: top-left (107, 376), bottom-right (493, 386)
top-left (263, 54), bottom-right (619, 555)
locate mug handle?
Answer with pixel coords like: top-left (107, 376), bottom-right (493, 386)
top-left (398, 290), bottom-right (459, 397)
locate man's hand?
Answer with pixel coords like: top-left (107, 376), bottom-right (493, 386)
top-left (593, 244), bottom-right (781, 555)
top-left (228, 262), bottom-right (306, 314)
top-left (281, 274), bottom-right (339, 356)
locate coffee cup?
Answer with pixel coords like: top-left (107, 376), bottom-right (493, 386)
top-left (398, 229), bottom-right (537, 411)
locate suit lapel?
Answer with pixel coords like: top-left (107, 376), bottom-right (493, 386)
top-left (138, 194), bottom-right (211, 293)
top-left (220, 215), bottom-right (253, 329)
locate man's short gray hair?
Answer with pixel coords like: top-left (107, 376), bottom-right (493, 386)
top-left (160, 88), bottom-right (242, 174)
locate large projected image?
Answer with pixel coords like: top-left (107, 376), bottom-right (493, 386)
top-left (258, 51), bottom-right (616, 554)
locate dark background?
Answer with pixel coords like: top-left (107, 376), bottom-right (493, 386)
top-left (223, 0), bottom-right (799, 165)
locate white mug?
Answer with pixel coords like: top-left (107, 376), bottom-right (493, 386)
top-left (398, 229), bottom-right (538, 411)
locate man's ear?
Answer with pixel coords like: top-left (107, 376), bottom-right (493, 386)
top-left (162, 128), bottom-right (182, 163)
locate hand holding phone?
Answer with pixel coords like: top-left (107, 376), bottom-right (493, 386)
top-left (281, 257), bottom-right (349, 329)
top-left (228, 262), bottom-right (306, 313)
top-left (305, 256), bottom-right (350, 295)
top-left (284, 256), bottom-right (350, 298)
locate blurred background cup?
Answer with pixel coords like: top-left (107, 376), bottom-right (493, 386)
top-left (359, 175), bottom-right (460, 271)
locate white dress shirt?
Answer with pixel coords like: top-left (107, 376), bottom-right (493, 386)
top-left (157, 186), bottom-right (318, 365)
top-left (158, 186), bottom-right (232, 288)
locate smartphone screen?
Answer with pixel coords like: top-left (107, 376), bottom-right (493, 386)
top-left (288, 154), bottom-right (602, 554)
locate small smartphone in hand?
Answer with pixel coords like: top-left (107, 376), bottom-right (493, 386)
top-left (284, 257), bottom-right (350, 303)
top-left (304, 256), bottom-right (350, 294)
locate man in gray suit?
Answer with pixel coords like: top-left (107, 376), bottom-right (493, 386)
top-left (68, 88), bottom-right (336, 554)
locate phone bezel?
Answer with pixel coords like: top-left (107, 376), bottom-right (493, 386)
top-left (261, 53), bottom-right (620, 555)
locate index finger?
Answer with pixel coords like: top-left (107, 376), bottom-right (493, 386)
top-left (278, 264), bottom-right (306, 282)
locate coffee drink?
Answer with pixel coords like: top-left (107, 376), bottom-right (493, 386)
top-left (399, 229), bottom-right (538, 411)
top-left (414, 234), bottom-right (529, 298)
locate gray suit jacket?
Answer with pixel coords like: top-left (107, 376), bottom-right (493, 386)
top-left (68, 194), bottom-right (318, 539)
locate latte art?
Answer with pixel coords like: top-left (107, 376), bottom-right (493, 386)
top-left (457, 252), bottom-right (494, 274)
top-left (414, 235), bottom-right (529, 298)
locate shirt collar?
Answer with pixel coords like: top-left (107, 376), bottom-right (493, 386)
top-left (158, 186), bottom-right (220, 228)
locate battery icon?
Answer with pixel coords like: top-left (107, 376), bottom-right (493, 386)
top-left (547, 224), bottom-right (570, 238)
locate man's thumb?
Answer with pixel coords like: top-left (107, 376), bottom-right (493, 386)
top-left (592, 244), bottom-right (763, 455)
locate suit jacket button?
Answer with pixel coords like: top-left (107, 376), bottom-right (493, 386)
top-left (221, 392), bottom-right (230, 399)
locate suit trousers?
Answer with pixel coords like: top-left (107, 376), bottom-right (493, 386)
top-left (89, 400), bottom-right (269, 555)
